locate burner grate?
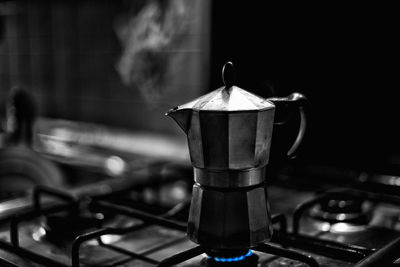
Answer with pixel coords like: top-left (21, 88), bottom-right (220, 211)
top-left (292, 189), bottom-right (400, 235)
top-left (292, 189), bottom-right (400, 266)
top-left (0, 185), bottom-right (190, 267)
top-left (1, 186), bottom-right (399, 266)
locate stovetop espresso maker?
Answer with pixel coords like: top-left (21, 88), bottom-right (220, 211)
top-left (167, 62), bottom-right (307, 250)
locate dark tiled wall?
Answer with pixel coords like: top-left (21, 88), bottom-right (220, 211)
top-left (0, 1), bottom-right (210, 135)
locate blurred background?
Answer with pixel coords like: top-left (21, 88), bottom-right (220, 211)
top-left (0, 1), bottom-right (399, 196)
top-left (0, 0), bottom-right (210, 135)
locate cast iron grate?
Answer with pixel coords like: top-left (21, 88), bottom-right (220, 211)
top-left (1, 186), bottom-right (398, 266)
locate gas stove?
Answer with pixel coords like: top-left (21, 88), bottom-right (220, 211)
top-left (1, 162), bottom-right (400, 266)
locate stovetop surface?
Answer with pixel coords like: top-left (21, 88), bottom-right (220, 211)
top-left (1, 162), bottom-right (400, 267)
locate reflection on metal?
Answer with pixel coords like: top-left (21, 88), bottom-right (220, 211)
top-left (105, 156), bottom-right (127, 176)
top-left (313, 221), bottom-right (367, 233)
top-left (31, 226), bottom-right (46, 242)
top-left (167, 62), bottom-right (308, 249)
top-left (167, 62), bottom-right (308, 187)
top-left (330, 223), bottom-right (367, 233)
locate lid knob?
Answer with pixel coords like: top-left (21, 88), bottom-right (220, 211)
top-left (222, 61), bottom-right (235, 89)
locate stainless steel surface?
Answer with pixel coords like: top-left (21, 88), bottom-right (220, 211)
top-left (193, 166), bottom-right (265, 188)
top-left (187, 183), bottom-right (273, 249)
top-left (166, 62), bottom-right (309, 250)
top-left (166, 63), bottom-right (275, 172)
top-left (166, 62), bottom-right (307, 179)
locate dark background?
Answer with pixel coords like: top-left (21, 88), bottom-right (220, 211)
top-left (209, 3), bottom-right (400, 173)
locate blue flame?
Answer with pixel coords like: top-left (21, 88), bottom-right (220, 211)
top-left (210, 250), bottom-right (253, 262)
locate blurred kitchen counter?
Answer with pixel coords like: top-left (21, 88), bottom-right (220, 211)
top-left (33, 117), bottom-right (191, 180)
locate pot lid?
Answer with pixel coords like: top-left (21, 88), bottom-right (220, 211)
top-left (178, 62), bottom-right (274, 111)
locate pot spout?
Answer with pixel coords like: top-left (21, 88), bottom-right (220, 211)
top-left (165, 107), bottom-right (192, 134)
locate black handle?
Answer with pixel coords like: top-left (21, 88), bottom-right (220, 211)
top-left (268, 92), bottom-right (308, 159)
top-left (222, 61), bottom-right (235, 88)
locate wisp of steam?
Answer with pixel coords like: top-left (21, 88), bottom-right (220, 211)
top-left (115, 0), bottom-right (190, 104)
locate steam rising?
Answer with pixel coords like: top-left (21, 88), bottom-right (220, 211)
top-left (115, 0), bottom-right (190, 104)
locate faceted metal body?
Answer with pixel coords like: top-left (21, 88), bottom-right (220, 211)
top-left (187, 109), bottom-right (274, 171)
top-left (166, 85), bottom-right (277, 188)
top-left (188, 183), bottom-right (273, 249)
top-left (166, 62), bottom-right (307, 249)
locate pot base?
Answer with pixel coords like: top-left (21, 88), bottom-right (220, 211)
top-left (188, 183), bottom-right (273, 248)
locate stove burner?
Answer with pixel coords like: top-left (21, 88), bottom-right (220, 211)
top-left (211, 250), bottom-right (252, 262)
top-left (309, 196), bottom-right (373, 227)
top-left (33, 211), bottom-right (139, 246)
top-left (33, 211), bottom-right (103, 244)
top-left (201, 249), bottom-right (258, 266)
